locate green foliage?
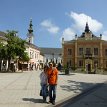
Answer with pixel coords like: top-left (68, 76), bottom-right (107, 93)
top-left (5, 30), bottom-right (29, 62)
top-left (21, 52), bottom-right (30, 62)
top-left (0, 42), bottom-right (7, 59)
top-left (63, 65), bottom-right (68, 70)
top-left (81, 68), bottom-right (85, 72)
top-left (63, 65), bottom-right (69, 74)
top-left (71, 67), bottom-right (77, 70)
top-left (0, 30), bottom-right (30, 72)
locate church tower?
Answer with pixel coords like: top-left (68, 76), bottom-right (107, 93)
top-left (84, 22), bottom-right (92, 39)
top-left (85, 22), bottom-right (90, 33)
top-left (26, 18), bottom-right (34, 44)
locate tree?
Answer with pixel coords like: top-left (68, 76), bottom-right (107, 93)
top-left (5, 30), bottom-right (30, 72)
top-left (0, 41), bottom-right (7, 71)
top-left (0, 42), bottom-right (3, 71)
top-left (21, 52), bottom-right (30, 62)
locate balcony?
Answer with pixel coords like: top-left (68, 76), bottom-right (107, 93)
top-left (84, 53), bottom-right (94, 59)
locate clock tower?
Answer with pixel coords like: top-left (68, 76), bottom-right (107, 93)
top-left (26, 18), bottom-right (34, 44)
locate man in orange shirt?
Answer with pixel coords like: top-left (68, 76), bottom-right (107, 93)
top-left (47, 62), bottom-right (58, 105)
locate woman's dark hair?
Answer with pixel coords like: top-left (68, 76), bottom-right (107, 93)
top-left (44, 65), bottom-right (48, 71)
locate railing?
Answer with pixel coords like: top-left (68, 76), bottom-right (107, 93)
top-left (84, 54), bottom-right (94, 59)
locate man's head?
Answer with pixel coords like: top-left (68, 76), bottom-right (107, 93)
top-left (49, 62), bottom-right (53, 68)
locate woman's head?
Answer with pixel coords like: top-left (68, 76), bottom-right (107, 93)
top-left (44, 65), bottom-right (48, 72)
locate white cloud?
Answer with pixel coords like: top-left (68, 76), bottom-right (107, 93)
top-left (41, 20), bottom-right (60, 34)
top-left (62, 28), bottom-right (75, 41)
top-left (61, 12), bottom-right (104, 41)
top-left (69, 12), bottom-right (103, 33)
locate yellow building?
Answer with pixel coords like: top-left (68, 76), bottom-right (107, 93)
top-left (62, 23), bottom-right (107, 73)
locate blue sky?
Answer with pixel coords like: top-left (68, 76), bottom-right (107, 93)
top-left (0, 0), bottom-right (107, 48)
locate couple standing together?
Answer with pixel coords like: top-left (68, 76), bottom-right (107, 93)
top-left (40, 62), bottom-right (58, 105)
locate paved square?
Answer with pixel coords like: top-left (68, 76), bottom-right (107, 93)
top-left (0, 71), bottom-right (107, 107)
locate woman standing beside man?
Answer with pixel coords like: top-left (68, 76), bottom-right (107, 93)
top-left (40, 65), bottom-right (49, 103)
top-left (40, 62), bottom-right (58, 105)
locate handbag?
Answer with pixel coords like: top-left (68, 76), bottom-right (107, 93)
top-left (40, 85), bottom-right (49, 96)
top-left (40, 89), bottom-right (42, 96)
top-left (46, 85), bottom-right (49, 96)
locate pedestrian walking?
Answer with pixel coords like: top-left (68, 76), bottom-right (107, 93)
top-left (40, 65), bottom-right (48, 103)
top-left (47, 62), bottom-right (58, 105)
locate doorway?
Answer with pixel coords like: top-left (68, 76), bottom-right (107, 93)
top-left (88, 64), bottom-right (91, 72)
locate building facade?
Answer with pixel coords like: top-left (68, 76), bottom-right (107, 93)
top-left (62, 23), bottom-right (107, 73)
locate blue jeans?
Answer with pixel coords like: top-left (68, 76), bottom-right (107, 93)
top-left (49, 84), bottom-right (57, 102)
top-left (41, 84), bottom-right (47, 100)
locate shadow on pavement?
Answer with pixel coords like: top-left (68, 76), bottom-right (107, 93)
top-left (22, 98), bottom-right (43, 103)
top-left (60, 80), bottom-right (96, 93)
top-left (57, 82), bottom-right (104, 107)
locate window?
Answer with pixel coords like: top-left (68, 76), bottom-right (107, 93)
top-left (79, 48), bottom-right (83, 55)
top-left (105, 49), bottom-right (107, 56)
top-left (30, 52), bottom-right (32, 58)
top-left (30, 51), bottom-right (34, 59)
top-left (86, 48), bottom-right (91, 54)
top-left (94, 48), bottom-right (98, 55)
top-left (79, 60), bottom-right (83, 67)
top-left (68, 49), bottom-right (72, 55)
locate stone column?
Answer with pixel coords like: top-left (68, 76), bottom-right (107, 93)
top-left (62, 38), bottom-right (64, 66)
top-left (100, 40), bottom-right (103, 71)
top-left (75, 40), bottom-right (77, 68)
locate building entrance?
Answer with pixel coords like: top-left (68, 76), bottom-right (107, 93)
top-left (87, 64), bottom-right (91, 72)
top-left (85, 59), bottom-right (92, 73)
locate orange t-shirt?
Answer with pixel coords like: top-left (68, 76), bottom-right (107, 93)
top-left (48, 67), bottom-right (58, 85)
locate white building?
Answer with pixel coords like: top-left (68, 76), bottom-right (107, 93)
top-left (20, 19), bottom-right (43, 70)
top-left (39, 47), bottom-right (62, 66)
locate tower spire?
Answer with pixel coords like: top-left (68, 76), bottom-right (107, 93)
top-left (28, 18), bottom-right (33, 33)
top-left (27, 18), bottom-right (34, 44)
top-left (85, 22), bottom-right (90, 33)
